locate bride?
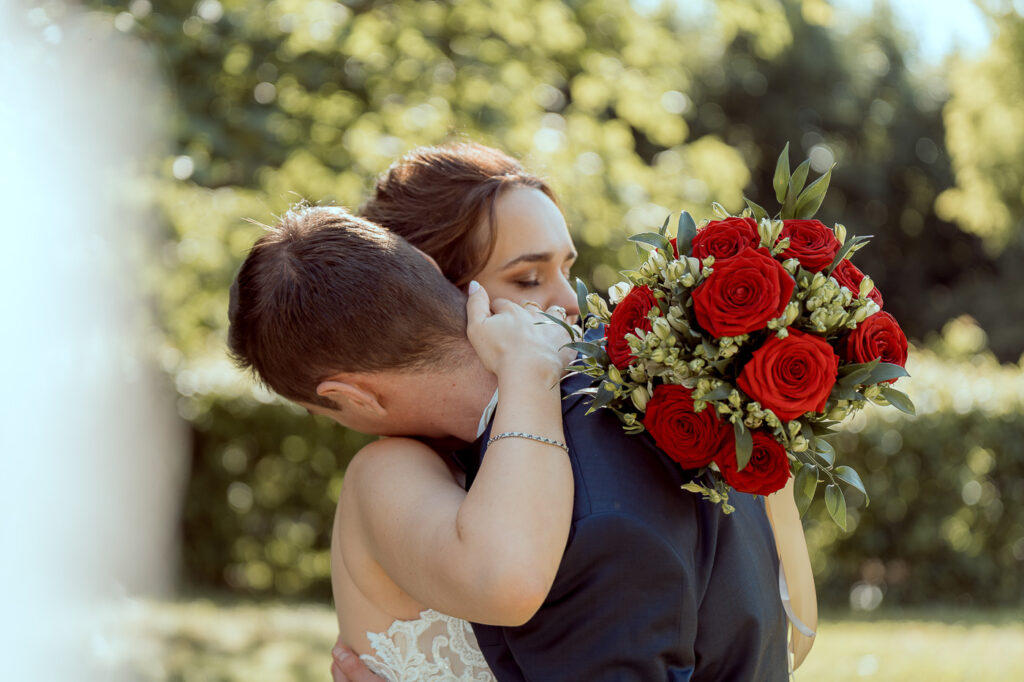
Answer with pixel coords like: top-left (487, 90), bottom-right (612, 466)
top-left (328, 143), bottom-right (580, 681)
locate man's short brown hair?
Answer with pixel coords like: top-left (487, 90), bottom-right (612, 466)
top-left (228, 205), bottom-right (468, 407)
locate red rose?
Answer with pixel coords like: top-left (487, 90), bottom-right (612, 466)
top-left (691, 217), bottom-right (761, 262)
top-left (607, 285), bottom-right (658, 369)
top-left (831, 259), bottom-right (884, 308)
top-left (644, 384), bottom-right (731, 468)
top-left (842, 311), bottom-right (908, 372)
top-left (737, 329), bottom-right (839, 420)
top-left (692, 247), bottom-right (795, 337)
top-left (779, 219), bottom-right (840, 272)
top-left (715, 430), bottom-right (791, 496)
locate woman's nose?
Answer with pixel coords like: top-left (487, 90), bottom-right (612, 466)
top-left (549, 277), bottom-right (581, 323)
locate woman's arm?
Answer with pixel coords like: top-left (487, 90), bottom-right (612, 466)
top-left (348, 284), bottom-right (573, 626)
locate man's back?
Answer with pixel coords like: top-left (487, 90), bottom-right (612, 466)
top-left (468, 373), bottom-right (788, 680)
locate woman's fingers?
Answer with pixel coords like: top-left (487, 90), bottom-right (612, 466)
top-left (465, 280), bottom-right (492, 326)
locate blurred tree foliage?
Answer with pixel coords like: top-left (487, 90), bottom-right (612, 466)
top-left (938, 5), bottom-right (1024, 254)
top-left (78, 0), bottom-right (1024, 602)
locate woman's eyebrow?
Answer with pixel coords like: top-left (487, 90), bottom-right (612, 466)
top-left (500, 250), bottom-right (578, 271)
top-left (500, 252), bottom-right (552, 270)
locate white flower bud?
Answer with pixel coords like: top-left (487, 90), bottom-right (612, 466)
top-left (863, 385), bottom-right (882, 401)
top-left (653, 317), bottom-right (672, 341)
top-left (631, 385), bottom-right (650, 412)
top-left (701, 266), bottom-right (714, 278)
top-left (782, 258), bottom-right (801, 274)
top-left (859, 276), bottom-right (875, 299)
top-left (810, 272), bottom-right (826, 291)
top-left (666, 260), bottom-right (687, 282)
top-left (628, 364), bottom-right (647, 382)
top-left (587, 293), bottom-right (612, 320)
top-left (784, 301), bottom-right (801, 326)
top-left (688, 358), bottom-right (705, 372)
top-left (680, 273), bottom-right (696, 288)
top-left (609, 281), bottom-right (633, 305)
top-left (791, 436), bottom-right (809, 453)
top-left (650, 250), bottom-right (668, 270)
top-left (834, 223), bottom-right (847, 245)
top-left (607, 365), bottom-right (623, 384)
top-left (651, 347), bottom-right (667, 364)
top-left (757, 219), bottom-right (775, 249)
top-left (788, 421), bottom-right (802, 437)
top-left (686, 256), bottom-right (702, 279)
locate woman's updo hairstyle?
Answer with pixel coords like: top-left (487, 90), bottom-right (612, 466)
top-left (360, 142), bottom-right (559, 287)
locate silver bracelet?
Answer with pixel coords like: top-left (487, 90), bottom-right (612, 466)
top-left (486, 431), bottom-right (569, 453)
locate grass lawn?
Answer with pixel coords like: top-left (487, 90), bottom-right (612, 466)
top-left (108, 599), bottom-right (1024, 681)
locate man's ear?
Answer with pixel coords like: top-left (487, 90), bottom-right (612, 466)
top-left (316, 379), bottom-right (387, 417)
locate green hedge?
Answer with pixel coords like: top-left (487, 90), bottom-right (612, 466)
top-left (181, 347), bottom-right (1024, 607)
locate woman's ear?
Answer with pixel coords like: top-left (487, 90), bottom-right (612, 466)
top-left (412, 245), bottom-right (443, 275)
top-left (316, 379), bottom-right (387, 417)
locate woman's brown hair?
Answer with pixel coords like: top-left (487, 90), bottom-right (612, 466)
top-left (360, 142), bottom-right (559, 286)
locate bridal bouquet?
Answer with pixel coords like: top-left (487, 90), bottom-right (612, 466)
top-left (562, 145), bottom-right (913, 528)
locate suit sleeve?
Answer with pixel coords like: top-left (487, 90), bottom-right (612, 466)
top-left (500, 512), bottom-right (699, 682)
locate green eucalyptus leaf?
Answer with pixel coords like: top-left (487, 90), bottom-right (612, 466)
top-left (839, 366), bottom-right (874, 387)
top-left (830, 384), bottom-right (865, 401)
top-left (834, 465), bottom-right (869, 505)
top-left (536, 312), bottom-right (578, 340)
top-left (793, 164), bottom-right (834, 219)
top-left (794, 463), bottom-right (817, 517)
top-left (676, 211), bottom-right (698, 256)
top-left (825, 234), bottom-right (874, 275)
top-left (774, 142), bottom-right (791, 204)
top-left (866, 362), bottom-right (910, 385)
top-left (563, 341), bottom-right (604, 357)
top-left (789, 159), bottom-right (812, 198)
top-left (744, 197), bottom-right (769, 222)
top-left (734, 421), bottom-right (753, 471)
top-left (701, 385), bottom-right (733, 402)
top-left (880, 386), bottom-right (916, 415)
top-left (781, 159), bottom-right (811, 218)
top-left (813, 439), bottom-right (836, 467)
top-left (658, 213), bottom-right (671, 237)
top-left (825, 483), bottom-right (848, 530)
top-left (839, 359), bottom-right (881, 377)
top-left (575, 277), bottom-right (590, 318)
top-left (628, 231), bottom-right (674, 253)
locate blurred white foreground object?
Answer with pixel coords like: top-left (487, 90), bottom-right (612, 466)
top-left (0, 2), bottom-right (187, 680)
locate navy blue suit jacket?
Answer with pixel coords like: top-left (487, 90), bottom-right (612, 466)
top-left (462, 371), bottom-right (788, 681)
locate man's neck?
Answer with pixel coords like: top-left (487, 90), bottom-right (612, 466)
top-left (411, 356), bottom-right (497, 443)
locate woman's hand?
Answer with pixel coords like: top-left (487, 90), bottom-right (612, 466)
top-left (331, 641), bottom-right (385, 682)
top-left (466, 281), bottom-right (575, 383)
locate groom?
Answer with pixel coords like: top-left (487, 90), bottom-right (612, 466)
top-left (229, 205), bottom-right (788, 681)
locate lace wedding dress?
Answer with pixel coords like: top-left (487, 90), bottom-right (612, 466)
top-left (359, 609), bottom-right (496, 681)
